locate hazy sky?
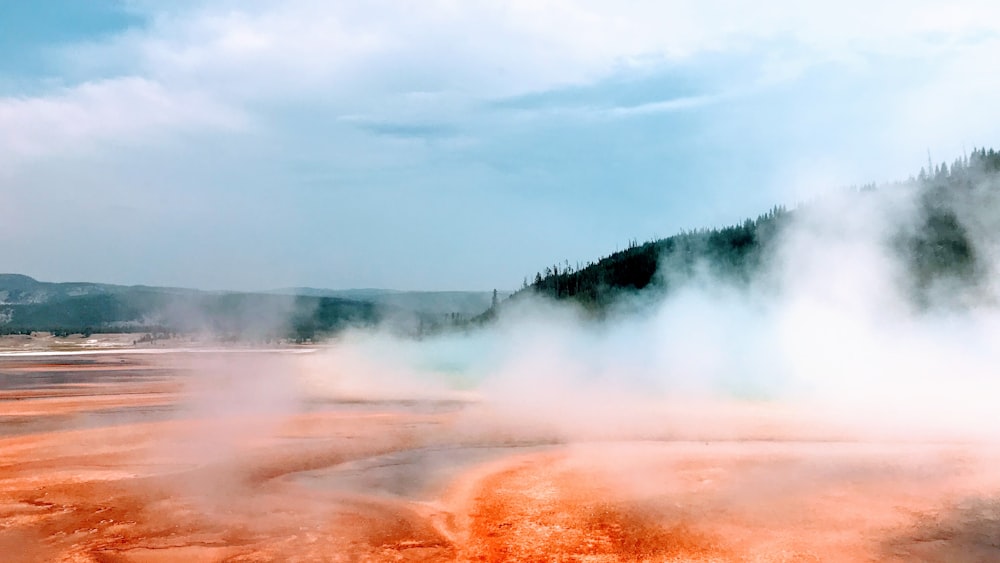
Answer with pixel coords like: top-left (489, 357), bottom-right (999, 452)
top-left (2, 1), bottom-right (998, 291)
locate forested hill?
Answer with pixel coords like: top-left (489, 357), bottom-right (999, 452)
top-left (0, 278), bottom-right (494, 340)
top-left (0, 279), bottom-right (380, 341)
top-left (519, 205), bottom-right (790, 309)
top-left (515, 147), bottom-right (1000, 310)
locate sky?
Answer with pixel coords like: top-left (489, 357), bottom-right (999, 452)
top-left (1, 0), bottom-right (999, 291)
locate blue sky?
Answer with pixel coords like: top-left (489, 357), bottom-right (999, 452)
top-left (2, 1), bottom-right (999, 290)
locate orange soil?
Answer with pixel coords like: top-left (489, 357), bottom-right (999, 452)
top-left (0, 365), bottom-right (162, 373)
top-left (1, 353), bottom-right (999, 562)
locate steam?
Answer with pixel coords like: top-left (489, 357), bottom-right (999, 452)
top-left (143, 163), bottom-right (1000, 522)
top-left (296, 170), bottom-right (1000, 444)
top-left (17, 164), bottom-right (1000, 561)
top-left (165, 353), bottom-right (304, 472)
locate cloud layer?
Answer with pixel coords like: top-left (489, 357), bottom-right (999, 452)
top-left (2, 1), bottom-right (999, 290)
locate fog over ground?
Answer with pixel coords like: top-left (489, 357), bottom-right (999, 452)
top-left (286, 170), bottom-right (1000, 445)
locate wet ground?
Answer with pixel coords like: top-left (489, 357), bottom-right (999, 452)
top-left (1, 351), bottom-right (999, 561)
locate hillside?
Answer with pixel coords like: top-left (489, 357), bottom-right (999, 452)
top-left (0, 274), bottom-right (513, 339)
top-left (0, 279), bottom-right (382, 341)
top-left (267, 288), bottom-right (508, 317)
top-left (516, 148), bottom-right (1000, 310)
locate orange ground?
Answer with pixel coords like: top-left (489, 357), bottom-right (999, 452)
top-left (1, 352), bottom-right (999, 562)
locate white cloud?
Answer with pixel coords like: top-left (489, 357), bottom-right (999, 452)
top-left (14, 0), bottom-right (1000, 152)
top-left (4, 0), bottom-right (1000, 289)
top-left (604, 93), bottom-right (725, 117)
top-left (103, 5), bottom-right (1000, 111)
top-left (886, 35), bottom-right (1000, 157)
top-left (0, 77), bottom-right (245, 162)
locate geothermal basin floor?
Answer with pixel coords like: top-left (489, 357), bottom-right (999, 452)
top-left (0, 352), bottom-right (998, 562)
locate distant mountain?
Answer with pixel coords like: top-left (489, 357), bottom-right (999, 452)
top-left (266, 288), bottom-right (509, 316)
top-left (0, 274), bottom-right (126, 306)
top-left (268, 287), bottom-right (397, 300)
top-left (0, 276), bottom-right (503, 338)
top-left (0, 277), bottom-right (378, 339)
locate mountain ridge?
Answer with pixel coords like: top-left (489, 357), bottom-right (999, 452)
top-left (0, 276), bottom-right (497, 337)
